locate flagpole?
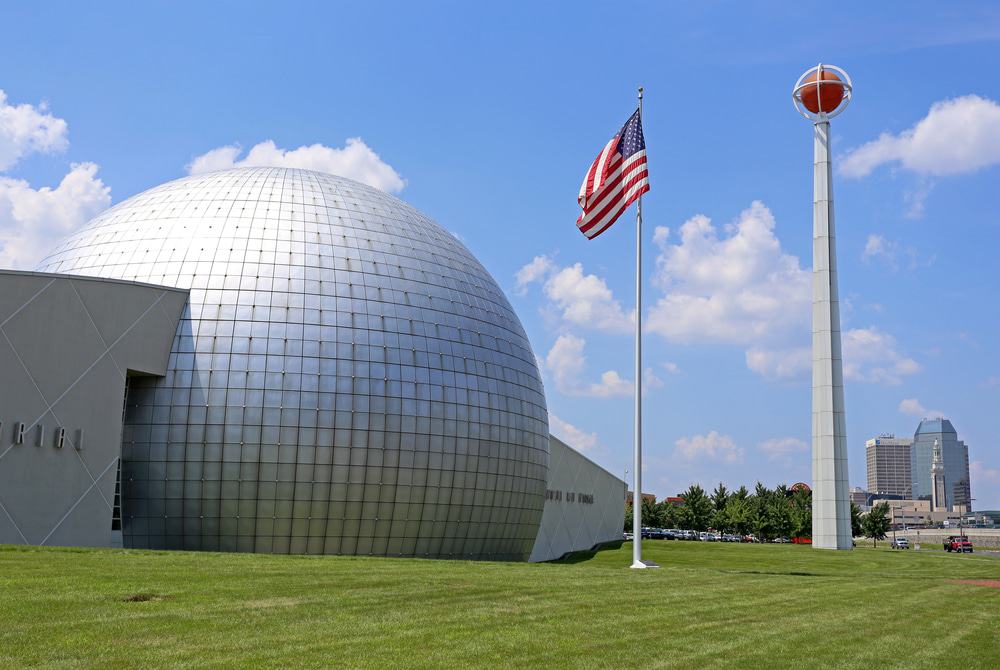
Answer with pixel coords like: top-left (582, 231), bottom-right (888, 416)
top-left (631, 86), bottom-right (655, 569)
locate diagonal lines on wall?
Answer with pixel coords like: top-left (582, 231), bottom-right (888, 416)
top-left (0, 271), bottom-right (187, 547)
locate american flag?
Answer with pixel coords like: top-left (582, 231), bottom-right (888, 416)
top-left (576, 108), bottom-right (650, 239)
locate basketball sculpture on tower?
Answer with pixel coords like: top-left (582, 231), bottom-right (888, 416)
top-left (792, 64), bottom-right (853, 550)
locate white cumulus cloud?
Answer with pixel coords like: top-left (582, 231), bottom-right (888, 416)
top-left (647, 201), bottom-right (921, 386)
top-left (863, 234), bottom-right (888, 260)
top-left (840, 94), bottom-right (1000, 178)
top-left (898, 398), bottom-right (945, 419)
top-left (746, 332), bottom-right (919, 386)
top-left (745, 347), bottom-right (811, 381)
top-left (758, 437), bottom-right (808, 459)
top-left (187, 138), bottom-right (406, 193)
top-left (543, 263), bottom-right (634, 334)
top-left (0, 163), bottom-right (111, 269)
top-left (0, 90), bottom-right (69, 171)
top-left (516, 256), bottom-right (634, 334)
top-left (842, 328), bottom-right (920, 385)
top-left (549, 413), bottom-right (599, 452)
top-left (862, 233), bottom-right (929, 271)
top-left (514, 254), bottom-right (556, 294)
top-left (647, 201), bottom-right (810, 345)
top-left (545, 334), bottom-right (587, 393)
top-left (675, 431), bottom-right (744, 464)
top-left (543, 333), bottom-right (657, 397)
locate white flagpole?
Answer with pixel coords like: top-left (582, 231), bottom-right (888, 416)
top-left (631, 86), bottom-right (656, 569)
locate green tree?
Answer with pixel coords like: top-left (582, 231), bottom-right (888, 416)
top-left (711, 483), bottom-right (729, 512)
top-left (850, 502), bottom-right (863, 539)
top-left (709, 483), bottom-right (730, 531)
top-left (711, 506), bottom-right (730, 533)
top-left (769, 496), bottom-right (794, 539)
top-left (624, 503), bottom-right (633, 533)
top-left (749, 483), bottom-right (773, 540)
top-left (659, 501), bottom-right (679, 529)
top-left (749, 505), bottom-right (771, 541)
top-left (724, 495), bottom-right (751, 535)
top-left (790, 487), bottom-right (812, 539)
top-left (641, 497), bottom-right (662, 528)
top-left (862, 502), bottom-right (892, 548)
top-left (678, 484), bottom-right (713, 531)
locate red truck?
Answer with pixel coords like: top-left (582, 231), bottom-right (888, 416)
top-left (943, 535), bottom-right (974, 553)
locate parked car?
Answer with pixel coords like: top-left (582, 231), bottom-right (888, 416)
top-left (944, 535), bottom-right (973, 553)
top-left (623, 532), bottom-right (634, 541)
top-left (773, 537), bottom-right (790, 544)
top-left (890, 537), bottom-right (909, 549)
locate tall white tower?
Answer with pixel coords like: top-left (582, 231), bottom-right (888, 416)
top-left (931, 439), bottom-right (948, 512)
top-left (793, 64), bottom-right (854, 550)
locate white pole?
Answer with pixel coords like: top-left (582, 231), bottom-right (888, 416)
top-left (631, 86), bottom-right (655, 569)
top-left (811, 113), bottom-right (851, 550)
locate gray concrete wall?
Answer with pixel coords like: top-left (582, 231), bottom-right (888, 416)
top-left (530, 435), bottom-right (625, 562)
top-left (0, 270), bottom-right (187, 548)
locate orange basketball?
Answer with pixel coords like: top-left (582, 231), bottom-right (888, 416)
top-left (799, 69), bottom-right (845, 114)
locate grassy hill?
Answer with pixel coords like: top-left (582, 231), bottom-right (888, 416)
top-left (1, 541), bottom-right (997, 668)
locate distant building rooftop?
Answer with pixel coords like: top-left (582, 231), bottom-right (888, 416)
top-left (915, 418), bottom-right (956, 435)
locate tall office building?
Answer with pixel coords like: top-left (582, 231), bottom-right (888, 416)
top-left (911, 418), bottom-right (971, 510)
top-left (865, 435), bottom-right (913, 498)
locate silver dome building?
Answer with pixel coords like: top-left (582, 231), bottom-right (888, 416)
top-left (35, 167), bottom-right (549, 560)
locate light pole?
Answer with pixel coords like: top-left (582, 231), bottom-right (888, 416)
top-left (792, 64), bottom-right (854, 550)
top-left (960, 498), bottom-right (976, 539)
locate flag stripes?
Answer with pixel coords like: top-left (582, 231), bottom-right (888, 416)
top-left (575, 108), bottom-right (649, 240)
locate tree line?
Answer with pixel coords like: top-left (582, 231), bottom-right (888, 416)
top-left (625, 483), bottom-right (891, 543)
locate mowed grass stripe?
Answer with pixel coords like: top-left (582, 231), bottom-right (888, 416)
top-left (0, 542), bottom-right (997, 668)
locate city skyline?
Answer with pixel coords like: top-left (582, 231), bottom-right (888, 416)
top-left (0, 3), bottom-right (998, 507)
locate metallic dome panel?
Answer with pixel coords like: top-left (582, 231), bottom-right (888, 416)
top-left (38, 167), bottom-right (548, 560)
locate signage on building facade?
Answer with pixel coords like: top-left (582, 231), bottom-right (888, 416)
top-left (0, 420), bottom-right (83, 450)
top-left (545, 489), bottom-right (594, 504)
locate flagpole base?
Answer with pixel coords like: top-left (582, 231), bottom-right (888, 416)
top-left (630, 560), bottom-right (660, 569)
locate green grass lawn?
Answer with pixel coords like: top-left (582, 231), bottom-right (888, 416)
top-left (1, 541), bottom-right (997, 669)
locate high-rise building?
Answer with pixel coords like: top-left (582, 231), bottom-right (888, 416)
top-left (849, 487), bottom-right (870, 511)
top-left (865, 435), bottom-right (912, 498)
top-left (911, 418), bottom-right (971, 510)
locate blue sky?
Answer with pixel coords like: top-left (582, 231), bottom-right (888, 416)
top-left (1, 2), bottom-right (999, 507)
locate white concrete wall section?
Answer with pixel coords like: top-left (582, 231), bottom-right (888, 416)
top-left (0, 270), bottom-right (187, 548)
top-left (530, 435), bottom-right (625, 562)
